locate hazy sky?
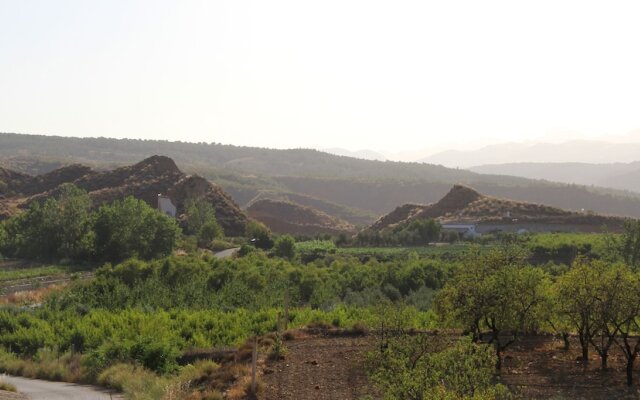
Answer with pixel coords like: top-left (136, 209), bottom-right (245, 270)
top-left (2, 0), bottom-right (640, 155)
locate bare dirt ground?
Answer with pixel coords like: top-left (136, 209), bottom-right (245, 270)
top-left (500, 336), bottom-right (640, 399)
top-left (261, 333), bottom-right (379, 400)
top-left (0, 390), bottom-right (26, 400)
top-left (262, 332), bottom-right (640, 400)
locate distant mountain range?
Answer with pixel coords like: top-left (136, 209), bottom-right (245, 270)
top-left (4, 132), bottom-right (640, 224)
top-left (321, 148), bottom-right (387, 161)
top-left (470, 162), bottom-right (640, 193)
top-left (421, 140), bottom-right (640, 168)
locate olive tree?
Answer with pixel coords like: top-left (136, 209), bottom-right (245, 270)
top-left (435, 247), bottom-right (550, 369)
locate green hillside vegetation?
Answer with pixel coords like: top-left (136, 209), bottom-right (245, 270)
top-left (0, 219), bottom-right (639, 398)
top-left (1, 184), bottom-right (179, 262)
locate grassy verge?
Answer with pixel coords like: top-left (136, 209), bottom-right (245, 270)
top-left (0, 264), bottom-right (92, 282)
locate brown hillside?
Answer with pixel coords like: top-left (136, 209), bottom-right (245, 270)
top-left (243, 190), bottom-right (376, 227)
top-left (247, 199), bottom-right (355, 236)
top-left (0, 156), bottom-right (249, 236)
top-left (366, 184), bottom-right (627, 233)
top-left (0, 167), bottom-right (31, 195)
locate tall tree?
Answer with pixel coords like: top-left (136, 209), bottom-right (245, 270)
top-left (555, 258), bottom-right (602, 362)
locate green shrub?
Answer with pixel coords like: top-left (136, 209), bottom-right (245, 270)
top-left (93, 196), bottom-right (180, 262)
top-left (274, 235), bottom-right (296, 260)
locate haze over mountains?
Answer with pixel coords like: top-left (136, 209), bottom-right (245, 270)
top-left (421, 139), bottom-right (640, 168)
top-left (4, 132), bottom-right (640, 225)
top-left (470, 162), bottom-right (640, 193)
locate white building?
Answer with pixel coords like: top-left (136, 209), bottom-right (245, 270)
top-left (157, 194), bottom-right (176, 217)
top-left (441, 223), bottom-right (478, 238)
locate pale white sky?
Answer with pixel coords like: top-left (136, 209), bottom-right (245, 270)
top-left (2, 0), bottom-right (640, 156)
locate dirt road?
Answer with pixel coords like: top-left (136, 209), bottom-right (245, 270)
top-left (1, 375), bottom-right (122, 400)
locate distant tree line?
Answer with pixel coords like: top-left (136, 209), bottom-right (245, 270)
top-left (356, 218), bottom-right (443, 247)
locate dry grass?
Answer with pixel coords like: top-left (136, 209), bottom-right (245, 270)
top-left (0, 380), bottom-right (16, 392)
top-left (0, 284), bottom-right (67, 306)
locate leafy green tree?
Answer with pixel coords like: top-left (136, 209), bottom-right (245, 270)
top-left (184, 197), bottom-right (223, 246)
top-left (93, 196), bottom-right (180, 262)
top-left (606, 219), bottom-right (640, 269)
top-left (54, 184), bottom-right (95, 260)
top-left (555, 258), bottom-right (603, 362)
top-left (405, 219), bottom-right (441, 245)
top-left (245, 220), bottom-right (273, 249)
top-left (274, 235), bottom-right (296, 260)
top-left (435, 247), bottom-right (549, 369)
top-left (608, 267), bottom-right (640, 385)
top-left (1, 184), bottom-right (93, 260)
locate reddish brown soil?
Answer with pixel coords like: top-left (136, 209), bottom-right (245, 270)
top-left (261, 334), bottom-right (378, 400)
top-left (262, 333), bottom-right (640, 400)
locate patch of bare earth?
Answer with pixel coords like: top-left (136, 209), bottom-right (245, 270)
top-left (262, 332), bottom-right (640, 400)
top-left (261, 333), bottom-right (378, 400)
top-left (0, 390), bottom-right (26, 400)
top-left (501, 335), bottom-right (640, 399)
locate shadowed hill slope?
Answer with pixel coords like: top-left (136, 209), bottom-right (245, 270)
top-left (366, 185), bottom-right (628, 234)
top-left (247, 198), bottom-right (355, 236)
top-left (0, 156), bottom-right (249, 236)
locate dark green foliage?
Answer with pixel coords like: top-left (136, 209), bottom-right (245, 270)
top-left (368, 333), bottom-right (511, 399)
top-left (606, 219), bottom-right (640, 269)
top-left (93, 197), bottom-right (180, 262)
top-left (1, 187), bottom-right (179, 263)
top-left (0, 223), bottom-right (7, 257)
top-left (434, 247), bottom-right (550, 368)
top-left (45, 253), bottom-right (453, 312)
top-left (184, 197), bottom-right (223, 246)
top-left (356, 218), bottom-right (441, 247)
top-left (273, 235), bottom-right (296, 260)
top-left (245, 220), bottom-right (273, 249)
top-left (1, 184), bottom-right (94, 260)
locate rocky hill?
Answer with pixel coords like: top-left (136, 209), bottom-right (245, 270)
top-left (366, 185), bottom-right (628, 234)
top-left (0, 156), bottom-right (249, 236)
top-left (4, 132), bottom-right (640, 220)
top-left (246, 199), bottom-right (355, 236)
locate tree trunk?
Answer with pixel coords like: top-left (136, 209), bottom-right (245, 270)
top-left (562, 333), bottom-right (570, 351)
top-left (627, 357), bottom-right (635, 386)
top-left (579, 335), bottom-right (589, 362)
top-left (601, 352), bottom-right (608, 369)
top-left (494, 337), bottom-right (502, 370)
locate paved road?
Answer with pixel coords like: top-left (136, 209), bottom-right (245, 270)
top-left (1, 375), bottom-right (122, 400)
top-left (214, 247), bottom-right (240, 259)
